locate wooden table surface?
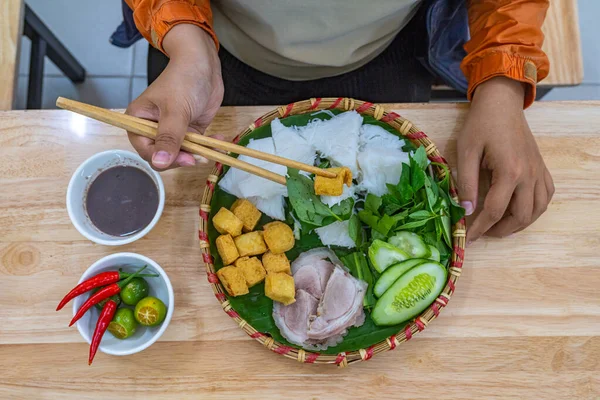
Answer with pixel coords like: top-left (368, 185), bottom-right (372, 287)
top-left (1, 103), bottom-right (599, 399)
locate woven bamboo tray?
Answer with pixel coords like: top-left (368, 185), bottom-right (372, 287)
top-left (199, 98), bottom-right (466, 367)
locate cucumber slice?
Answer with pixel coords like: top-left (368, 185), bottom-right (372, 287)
top-left (373, 258), bottom-right (429, 298)
top-left (371, 261), bottom-right (447, 326)
top-left (388, 231), bottom-right (431, 258)
top-left (428, 245), bottom-right (440, 262)
top-left (368, 239), bottom-right (410, 273)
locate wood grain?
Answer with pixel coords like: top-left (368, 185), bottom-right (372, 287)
top-left (541, 0), bottom-right (584, 86)
top-left (0, 0), bottom-right (23, 110)
top-left (0, 102), bottom-right (599, 399)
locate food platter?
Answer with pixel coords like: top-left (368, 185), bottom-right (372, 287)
top-left (200, 98), bottom-right (466, 366)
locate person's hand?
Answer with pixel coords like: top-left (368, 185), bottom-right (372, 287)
top-left (457, 77), bottom-right (554, 243)
top-left (126, 24), bottom-right (224, 170)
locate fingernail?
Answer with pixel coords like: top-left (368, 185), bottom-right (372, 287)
top-left (467, 240), bottom-right (473, 247)
top-left (179, 159), bottom-right (196, 167)
top-left (461, 201), bottom-right (474, 216)
top-left (192, 154), bottom-right (209, 164)
top-left (152, 151), bottom-right (170, 167)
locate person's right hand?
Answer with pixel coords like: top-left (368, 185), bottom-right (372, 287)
top-left (126, 24), bottom-right (224, 170)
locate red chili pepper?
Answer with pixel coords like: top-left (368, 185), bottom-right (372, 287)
top-left (56, 269), bottom-right (158, 311)
top-left (69, 265), bottom-right (147, 327)
top-left (88, 299), bottom-right (117, 365)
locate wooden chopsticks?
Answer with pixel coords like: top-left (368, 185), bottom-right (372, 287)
top-left (56, 97), bottom-right (336, 185)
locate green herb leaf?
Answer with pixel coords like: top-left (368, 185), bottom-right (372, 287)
top-left (424, 176), bottom-right (438, 211)
top-left (428, 175), bottom-right (439, 198)
top-left (412, 146), bottom-right (428, 170)
top-left (422, 231), bottom-right (438, 246)
top-left (358, 210), bottom-right (380, 231)
top-left (439, 187), bottom-right (466, 225)
top-left (397, 163), bottom-right (413, 203)
top-left (391, 209), bottom-right (409, 222)
top-left (395, 216), bottom-right (436, 231)
top-left (382, 194), bottom-right (403, 215)
top-left (410, 163), bottom-right (426, 192)
top-left (329, 198), bottom-right (354, 221)
top-left (365, 194), bottom-right (382, 215)
top-left (371, 229), bottom-right (387, 241)
top-left (377, 214), bottom-right (396, 236)
top-left (409, 210), bottom-right (433, 219)
top-left (348, 214), bottom-right (363, 247)
top-left (318, 159), bottom-right (330, 169)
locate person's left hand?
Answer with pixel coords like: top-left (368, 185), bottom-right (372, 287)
top-left (457, 77), bottom-right (555, 243)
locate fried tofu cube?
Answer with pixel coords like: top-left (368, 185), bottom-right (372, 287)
top-left (314, 167), bottom-right (353, 196)
top-left (262, 251), bottom-right (291, 274)
top-left (213, 207), bottom-right (243, 237)
top-left (234, 256), bottom-right (266, 287)
top-left (265, 272), bottom-right (296, 305)
top-left (231, 199), bottom-right (262, 232)
top-left (263, 221), bottom-right (295, 254)
top-left (216, 234), bottom-right (239, 265)
top-left (217, 266), bottom-right (249, 296)
top-left (234, 231), bottom-right (267, 257)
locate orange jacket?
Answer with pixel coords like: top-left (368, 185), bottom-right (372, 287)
top-left (125, 0), bottom-right (549, 108)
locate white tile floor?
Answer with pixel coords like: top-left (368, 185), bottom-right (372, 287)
top-left (15, 0), bottom-right (600, 109)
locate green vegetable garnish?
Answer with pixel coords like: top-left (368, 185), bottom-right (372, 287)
top-left (286, 168), bottom-right (353, 231)
top-left (341, 252), bottom-right (377, 308)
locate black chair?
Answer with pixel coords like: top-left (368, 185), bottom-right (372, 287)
top-left (22, 4), bottom-right (86, 109)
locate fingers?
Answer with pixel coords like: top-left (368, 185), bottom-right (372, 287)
top-left (126, 98), bottom-right (159, 164)
top-left (486, 183), bottom-right (535, 238)
top-left (544, 169), bottom-right (555, 201)
top-left (127, 132), bottom-right (155, 162)
top-left (174, 152), bottom-right (197, 167)
top-left (466, 176), bottom-right (516, 243)
top-left (530, 180), bottom-right (549, 224)
top-left (153, 107), bottom-right (190, 169)
top-left (457, 146), bottom-right (482, 217)
top-left (126, 99), bottom-right (199, 170)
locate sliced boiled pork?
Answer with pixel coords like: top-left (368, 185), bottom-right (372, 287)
top-left (307, 267), bottom-right (367, 341)
top-left (273, 290), bottom-right (319, 347)
top-left (272, 248), bottom-right (367, 350)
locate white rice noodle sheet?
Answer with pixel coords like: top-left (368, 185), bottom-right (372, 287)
top-left (359, 124), bottom-right (405, 150)
top-left (247, 195), bottom-right (286, 221)
top-left (320, 185), bottom-right (356, 208)
top-left (357, 148), bottom-right (410, 196)
top-left (217, 138), bottom-right (287, 220)
top-left (271, 118), bottom-right (317, 169)
top-left (357, 125), bottom-right (410, 197)
top-left (298, 111), bottom-right (362, 176)
top-left (236, 138), bottom-right (288, 199)
top-left (315, 220), bottom-right (355, 248)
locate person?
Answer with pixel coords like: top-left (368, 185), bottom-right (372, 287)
top-left (123, 0), bottom-right (554, 243)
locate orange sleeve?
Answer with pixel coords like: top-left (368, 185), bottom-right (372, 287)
top-left (124, 0), bottom-right (218, 53)
top-left (461, 0), bottom-right (550, 108)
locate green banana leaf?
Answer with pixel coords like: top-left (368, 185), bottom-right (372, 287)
top-left (208, 110), bottom-right (410, 354)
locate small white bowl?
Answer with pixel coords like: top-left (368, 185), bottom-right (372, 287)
top-left (73, 253), bottom-right (174, 357)
top-left (66, 149), bottom-right (165, 246)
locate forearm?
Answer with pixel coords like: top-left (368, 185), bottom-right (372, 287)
top-left (461, 0), bottom-right (550, 108)
top-left (163, 23), bottom-right (219, 67)
top-left (124, 0), bottom-right (218, 53)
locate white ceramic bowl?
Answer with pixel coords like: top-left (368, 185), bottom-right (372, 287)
top-left (73, 253), bottom-right (174, 356)
top-left (66, 149), bottom-right (165, 246)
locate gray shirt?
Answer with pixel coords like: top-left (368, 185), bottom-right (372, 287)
top-left (212, 0), bottom-right (422, 80)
